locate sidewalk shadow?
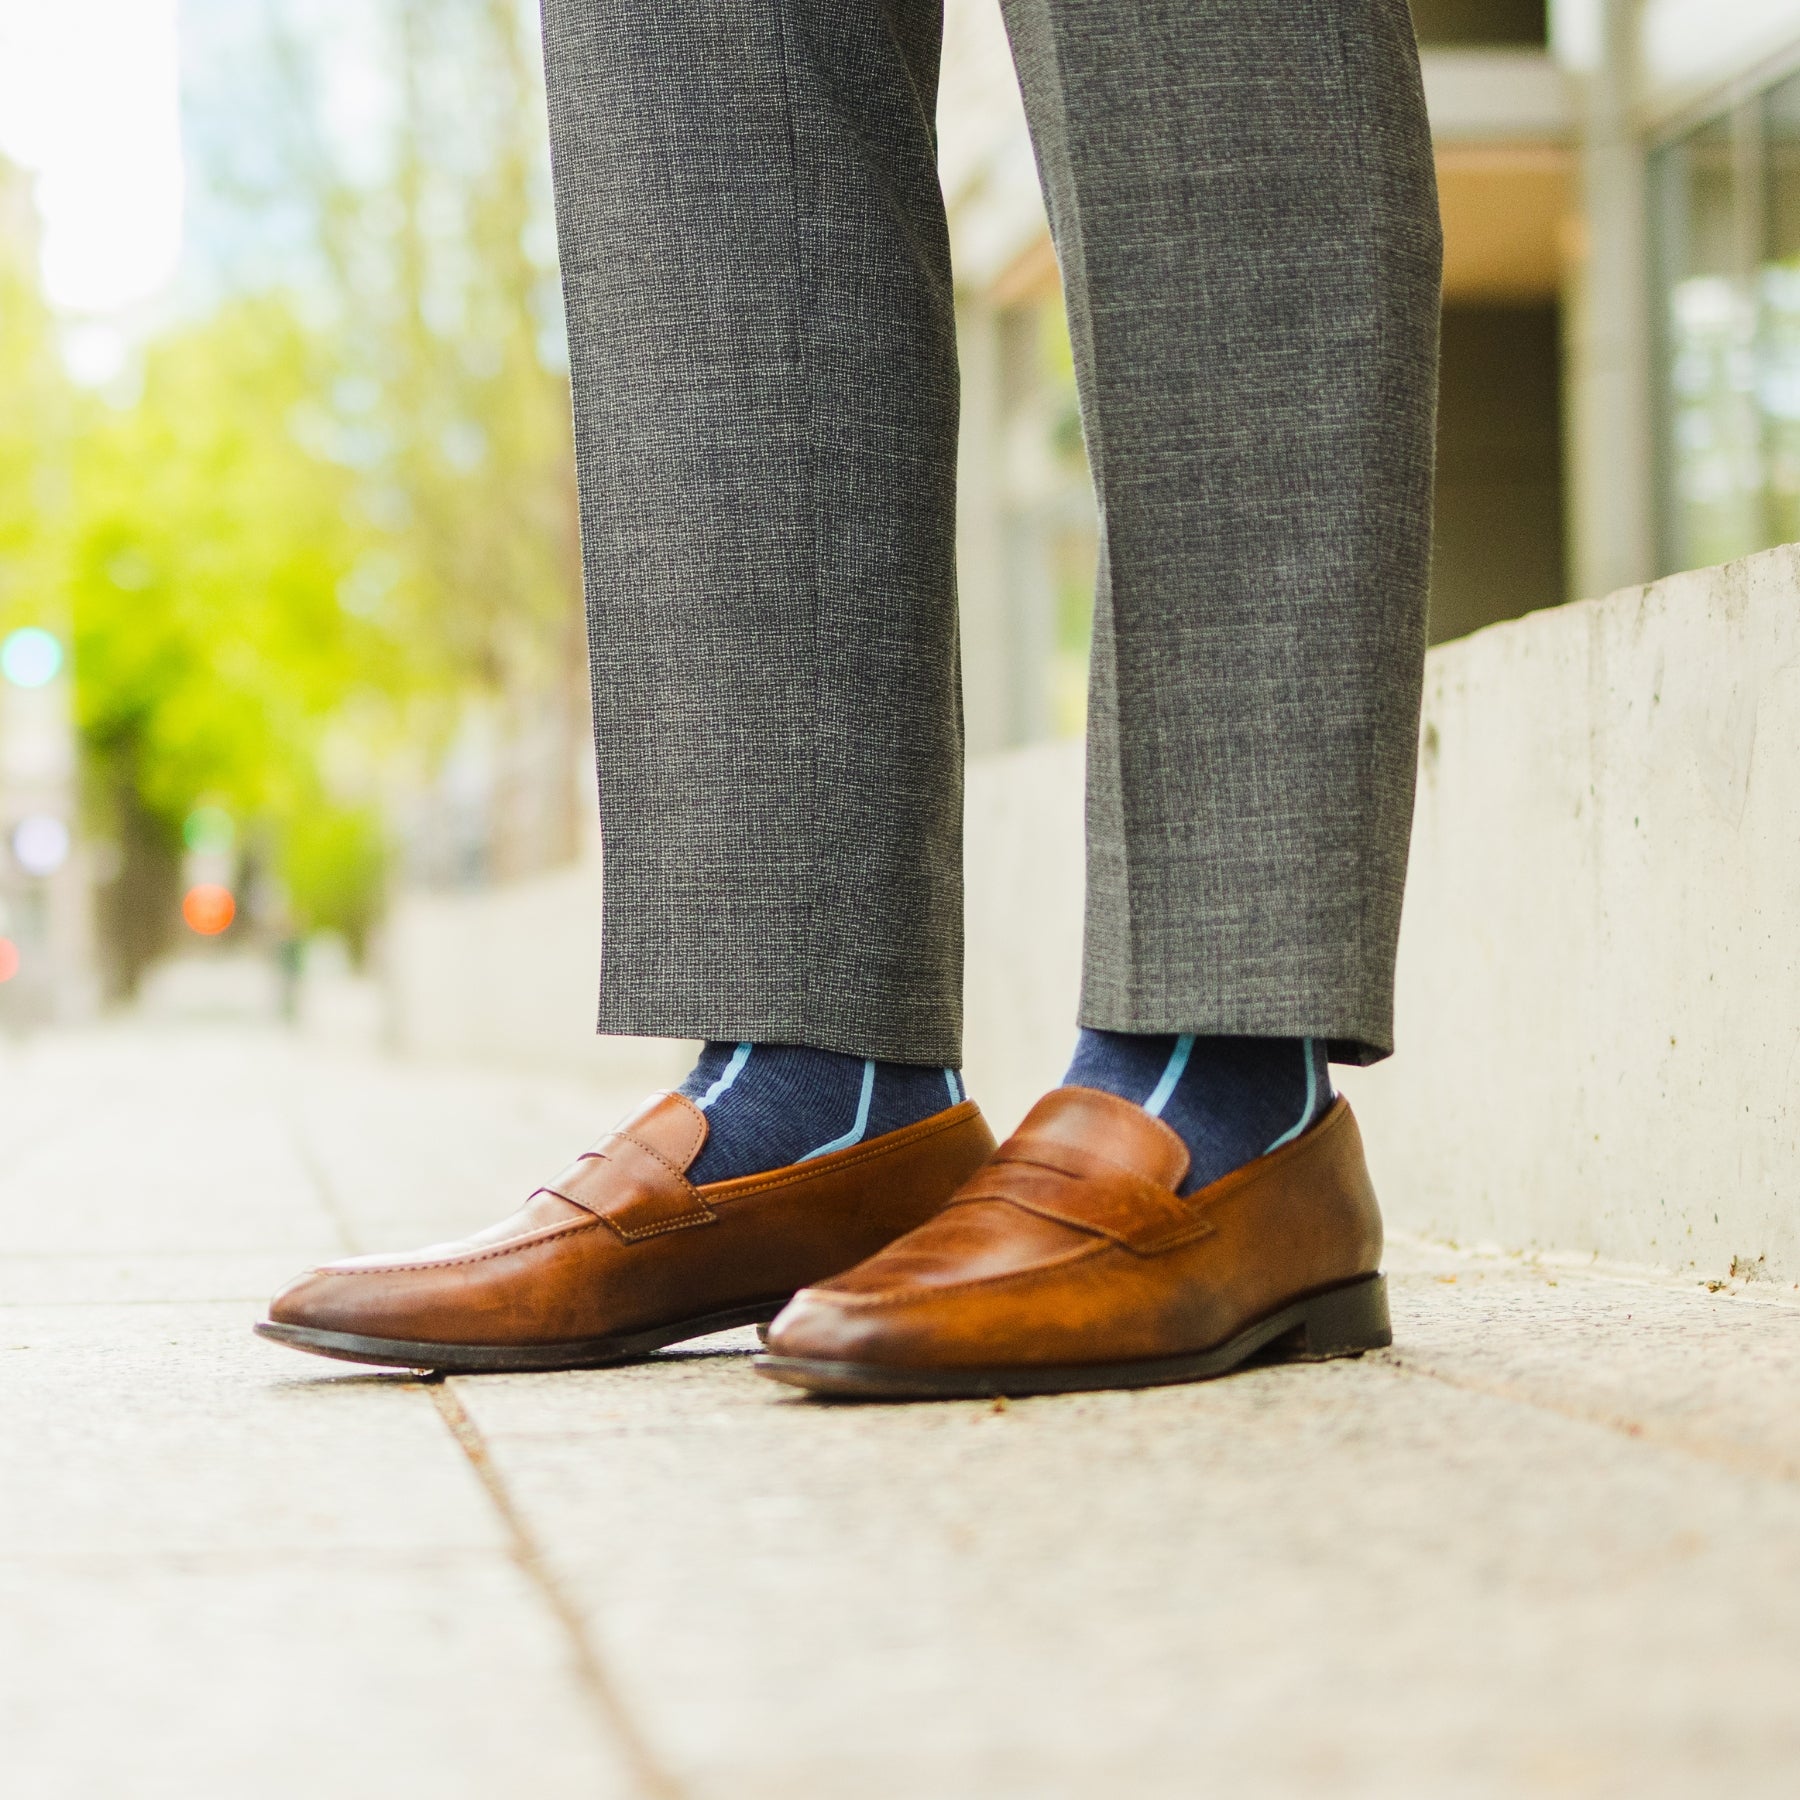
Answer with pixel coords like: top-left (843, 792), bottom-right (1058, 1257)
top-left (264, 1341), bottom-right (761, 1390)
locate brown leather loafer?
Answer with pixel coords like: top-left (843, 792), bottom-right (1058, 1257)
top-left (256, 1092), bottom-right (995, 1373)
top-left (757, 1085), bottom-right (1390, 1399)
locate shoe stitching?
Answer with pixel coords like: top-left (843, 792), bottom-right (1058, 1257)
top-left (602, 1129), bottom-right (697, 1190)
top-left (312, 1216), bottom-right (599, 1276)
top-left (541, 1181), bottom-right (715, 1236)
top-left (606, 1208), bottom-right (717, 1243)
top-left (655, 1092), bottom-right (709, 1169)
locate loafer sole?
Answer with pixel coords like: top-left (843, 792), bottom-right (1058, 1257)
top-left (755, 1272), bottom-right (1391, 1400)
top-left (254, 1297), bottom-right (792, 1374)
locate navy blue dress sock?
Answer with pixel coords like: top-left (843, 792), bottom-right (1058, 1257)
top-left (678, 1042), bottom-right (966, 1186)
top-left (1062, 1031), bottom-right (1331, 1195)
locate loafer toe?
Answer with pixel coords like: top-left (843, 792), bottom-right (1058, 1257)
top-left (266, 1266), bottom-right (352, 1333)
top-left (764, 1290), bottom-right (902, 1364)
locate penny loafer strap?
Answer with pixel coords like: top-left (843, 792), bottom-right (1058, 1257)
top-left (540, 1130), bottom-right (717, 1241)
top-left (948, 1153), bottom-right (1211, 1255)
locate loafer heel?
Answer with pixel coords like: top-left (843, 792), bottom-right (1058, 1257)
top-left (1288, 1273), bottom-right (1391, 1360)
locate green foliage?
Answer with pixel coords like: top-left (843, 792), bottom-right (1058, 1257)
top-left (0, 169), bottom-right (68, 641)
top-left (281, 803), bottom-right (389, 958)
top-left (73, 302), bottom-right (386, 811)
top-left (1, 0), bottom-right (585, 987)
top-left (67, 296), bottom-right (410, 952)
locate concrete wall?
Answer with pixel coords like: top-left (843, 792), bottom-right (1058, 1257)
top-left (1349, 543), bottom-right (1800, 1281)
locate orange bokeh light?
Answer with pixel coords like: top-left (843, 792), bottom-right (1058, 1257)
top-left (182, 883), bottom-right (236, 936)
top-left (0, 938), bottom-right (17, 982)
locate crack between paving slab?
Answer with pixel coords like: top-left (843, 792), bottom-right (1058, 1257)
top-left (280, 1102), bottom-right (685, 1798)
top-left (280, 1109), bottom-right (367, 1260)
top-left (428, 1382), bottom-right (686, 1800)
top-left (1377, 1351), bottom-right (1800, 1488)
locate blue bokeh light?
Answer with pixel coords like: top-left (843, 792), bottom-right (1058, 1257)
top-left (1, 627), bottom-right (64, 689)
top-left (12, 815), bottom-right (71, 877)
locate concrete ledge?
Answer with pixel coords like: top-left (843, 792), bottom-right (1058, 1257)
top-left (1342, 544), bottom-right (1800, 1282)
top-left (961, 546), bottom-right (1800, 1283)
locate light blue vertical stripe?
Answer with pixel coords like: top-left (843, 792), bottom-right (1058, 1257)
top-left (698, 1041), bottom-right (752, 1111)
top-left (800, 1059), bottom-right (877, 1160)
top-left (944, 1069), bottom-right (962, 1104)
top-left (1265, 1039), bottom-right (1321, 1151)
top-left (1144, 1034), bottom-right (1195, 1118)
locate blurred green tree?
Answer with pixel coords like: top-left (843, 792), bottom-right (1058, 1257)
top-left (189, 0), bottom-right (588, 876)
top-left (69, 297), bottom-right (404, 986)
top-left (4, 0), bottom-right (586, 996)
top-left (0, 160), bottom-right (71, 672)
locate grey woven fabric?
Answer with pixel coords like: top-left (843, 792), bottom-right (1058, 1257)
top-left (1004, 0), bottom-right (1441, 1063)
top-left (541, 0), bottom-right (1439, 1067)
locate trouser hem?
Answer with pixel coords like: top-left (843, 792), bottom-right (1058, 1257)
top-left (1075, 994), bottom-right (1395, 1068)
top-left (595, 998), bottom-right (963, 1070)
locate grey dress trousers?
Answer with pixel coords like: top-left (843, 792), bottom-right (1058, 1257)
top-left (540, 0), bottom-right (1441, 1068)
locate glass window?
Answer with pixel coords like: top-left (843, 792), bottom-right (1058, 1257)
top-left (1408, 0), bottom-right (1546, 46)
top-left (1653, 112), bottom-right (1760, 573)
top-left (1761, 76), bottom-right (1800, 549)
top-left (1654, 72), bottom-right (1800, 573)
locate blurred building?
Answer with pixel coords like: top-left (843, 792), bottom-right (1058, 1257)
top-left (943, 0), bottom-right (1800, 749)
top-left (0, 162), bottom-right (96, 1029)
top-left (0, 639), bottom-right (99, 1029)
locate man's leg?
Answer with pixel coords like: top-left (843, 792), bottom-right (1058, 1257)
top-left (542, 0), bottom-right (965, 1067)
top-left (255, 1), bottom-right (1000, 1374)
top-left (1034, 0), bottom-right (1438, 1192)
top-left (763, 0), bottom-right (1442, 1398)
top-left (1010, 0), bottom-right (1441, 1058)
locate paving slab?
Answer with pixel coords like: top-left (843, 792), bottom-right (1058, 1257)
top-left (0, 1026), bottom-right (658, 1800)
top-left (451, 1322), bottom-right (1800, 1800)
top-left (0, 1302), bottom-right (499, 1557)
top-left (0, 1250), bottom-right (303, 1307)
top-left (1384, 1245), bottom-right (1800, 1478)
top-left (0, 1029), bottom-right (338, 1259)
top-left (5, 1024), bottom-right (1799, 1799)
top-left (0, 1298), bottom-right (648, 1800)
top-left (0, 1557), bottom-right (637, 1800)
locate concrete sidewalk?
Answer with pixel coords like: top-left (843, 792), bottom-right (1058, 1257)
top-left (3, 1025), bottom-right (1798, 1799)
